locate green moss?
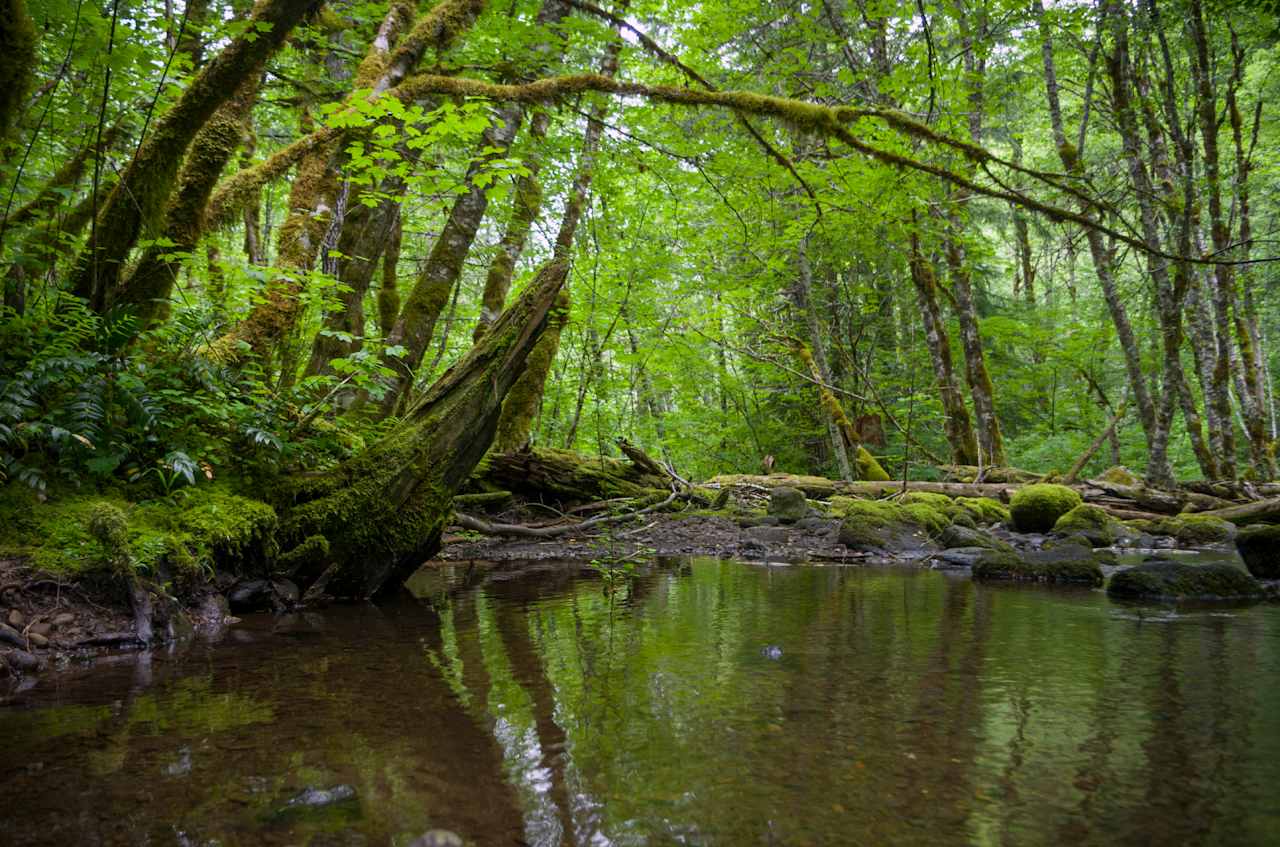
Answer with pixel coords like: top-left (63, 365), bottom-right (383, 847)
top-left (1099, 466), bottom-right (1140, 486)
top-left (1107, 562), bottom-right (1263, 600)
top-left (971, 549), bottom-right (1102, 586)
top-left (956, 496), bottom-right (1010, 525)
top-left (1144, 514), bottom-right (1235, 545)
top-left (1052, 504), bottom-right (1120, 547)
top-left (0, 0), bottom-right (37, 138)
top-left (1009, 484), bottom-right (1083, 533)
top-left (900, 491), bottom-right (958, 516)
top-left (854, 446), bottom-right (890, 481)
top-left (0, 484), bottom-right (277, 578)
top-left (833, 497), bottom-right (943, 549)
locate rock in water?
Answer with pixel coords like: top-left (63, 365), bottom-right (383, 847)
top-left (410, 831), bottom-right (464, 847)
top-left (284, 784), bottom-right (357, 808)
top-left (1235, 525), bottom-right (1280, 579)
top-left (227, 580), bottom-right (273, 612)
top-left (1107, 561), bottom-right (1264, 600)
top-left (971, 547), bottom-right (1102, 586)
top-left (767, 486), bottom-right (808, 524)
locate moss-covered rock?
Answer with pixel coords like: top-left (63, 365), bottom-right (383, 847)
top-left (1236, 525), bottom-right (1280, 579)
top-left (1107, 561), bottom-right (1264, 600)
top-left (87, 502), bottom-right (132, 573)
top-left (833, 498), bottom-right (936, 551)
top-left (938, 524), bottom-right (1014, 553)
top-left (767, 486), bottom-right (808, 524)
top-left (1142, 514), bottom-right (1236, 545)
top-left (971, 547), bottom-right (1102, 586)
top-left (1052, 504), bottom-right (1121, 547)
top-left (1009, 484), bottom-right (1083, 533)
top-left (1098, 465), bottom-right (1140, 486)
top-left (955, 496), bottom-right (1010, 526)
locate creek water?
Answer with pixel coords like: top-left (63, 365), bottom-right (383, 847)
top-left (1, 558), bottom-right (1278, 846)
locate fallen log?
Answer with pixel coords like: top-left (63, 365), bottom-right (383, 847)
top-left (1199, 497), bottom-right (1280, 525)
top-left (707, 474), bottom-right (1014, 500)
top-left (471, 445), bottom-right (669, 507)
top-left (454, 490), bottom-right (682, 539)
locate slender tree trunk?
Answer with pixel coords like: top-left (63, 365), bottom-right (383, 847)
top-left (908, 224), bottom-right (978, 466)
top-left (0, 0), bottom-right (37, 154)
top-left (378, 213), bottom-right (402, 336)
top-left (792, 236), bottom-right (853, 480)
top-left (493, 289), bottom-right (570, 452)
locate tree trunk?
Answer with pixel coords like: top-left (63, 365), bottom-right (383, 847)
top-left (113, 75), bottom-right (262, 326)
top-left (69, 0), bottom-right (321, 309)
top-left (909, 225), bottom-right (978, 466)
top-left (0, 0), bottom-right (37, 153)
top-left (279, 260), bottom-right (569, 598)
top-left (792, 236), bottom-right (853, 480)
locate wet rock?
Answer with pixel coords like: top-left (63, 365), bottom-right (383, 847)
top-left (1044, 533), bottom-right (1093, 552)
top-left (756, 515), bottom-right (781, 527)
top-left (26, 631), bottom-right (48, 648)
top-left (7, 609), bottom-right (25, 628)
top-left (1051, 504), bottom-right (1122, 547)
top-left (0, 622), bottom-right (23, 648)
top-left (745, 525), bottom-right (790, 544)
top-left (51, 613), bottom-right (75, 627)
top-left (768, 486), bottom-right (809, 524)
top-left (1235, 525), bottom-right (1280, 579)
top-left (939, 524), bottom-right (1013, 553)
top-left (793, 516), bottom-right (831, 532)
top-left (5, 649), bottom-right (41, 673)
top-left (933, 547), bottom-right (990, 568)
top-left (28, 621), bottom-right (51, 637)
top-left (272, 578), bottom-right (301, 609)
top-left (409, 831), bottom-right (464, 847)
top-left (285, 784), bottom-right (357, 809)
top-left (1107, 561), bottom-right (1264, 600)
top-left (972, 547), bottom-right (1103, 586)
top-left (228, 580), bottom-right (273, 613)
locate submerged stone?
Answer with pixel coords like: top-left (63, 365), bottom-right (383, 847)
top-left (1009, 484), bottom-right (1083, 533)
top-left (971, 547), bottom-right (1102, 586)
top-left (1107, 561), bottom-right (1264, 600)
top-left (1236, 525), bottom-right (1280, 579)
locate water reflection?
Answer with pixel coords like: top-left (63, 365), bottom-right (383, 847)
top-left (2, 559), bottom-right (1279, 846)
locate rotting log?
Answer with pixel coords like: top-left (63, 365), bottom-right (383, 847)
top-left (469, 446), bottom-right (669, 508)
top-left (276, 260), bottom-right (568, 598)
top-left (707, 473), bottom-right (1014, 501)
top-left (1199, 497), bottom-right (1280, 526)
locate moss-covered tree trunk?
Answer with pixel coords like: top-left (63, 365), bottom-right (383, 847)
top-left (69, 0), bottom-right (321, 310)
top-left (377, 214), bottom-right (402, 335)
top-left (909, 226), bottom-right (978, 467)
top-left (492, 289), bottom-right (569, 451)
top-left (112, 75), bottom-right (261, 326)
top-left (278, 259), bottom-right (569, 597)
top-left (0, 0), bottom-right (36, 156)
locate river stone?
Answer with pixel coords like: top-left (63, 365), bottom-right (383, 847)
top-left (934, 547), bottom-right (990, 568)
top-left (26, 631), bottom-right (48, 648)
top-left (228, 580), bottom-right (274, 612)
top-left (1235, 525), bottom-right (1280, 579)
top-left (28, 622), bottom-right (51, 637)
top-left (972, 547), bottom-right (1103, 586)
top-left (767, 486), bottom-right (808, 524)
top-left (272, 578), bottom-right (301, 608)
top-left (745, 525), bottom-right (790, 544)
top-left (7, 609), bottom-right (24, 628)
top-left (0, 622), bottom-right (23, 648)
top-left (284, 784), bottom-right (357, 808)
top-left (1107, 561), bottom-right (1264, 600)
top-left (793, 516), bottom-right (831, 532)
top-left (410, 831), bottom-right (464, 847)
top-left (939, 524), bottom-right (1013, 553)
top-left (5, 649), bottom-right (41, 673)
top-left (52, 613), bottom-right (75, 627)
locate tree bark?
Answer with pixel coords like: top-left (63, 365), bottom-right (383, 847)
top-left (69, 0), bottom-right (322, 309)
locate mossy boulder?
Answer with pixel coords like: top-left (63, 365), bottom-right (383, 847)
top-left (1052, 504), bottom-right (1121, 547)
top-left (939, 524), bottom-right (1014, 554)
top-left (955, 496), bottom-right (1011, 526)
top-left (1009, 484), bottom-right (1083, 533)
top-left (1099, 466), bottom-right (1140, 486)
top-left (767, 486), bottom-right (809, 524)
top-left (1107, 561), bottom-right (1264, 600)
top-left (1144, 514), bottom-right (1236, 546)
top-left (833, 498), bottom-right (937, 551)
top-left (1236, 525), bottom-right (1280, 579)
top-left (971, 547), bottom-right (1102, 586)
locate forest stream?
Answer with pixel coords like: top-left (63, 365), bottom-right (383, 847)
top-left (3, 557), bottom-right (1278, 846)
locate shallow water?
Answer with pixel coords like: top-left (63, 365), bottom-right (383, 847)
top-left (2, 559), bottom-right (1279, 846)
